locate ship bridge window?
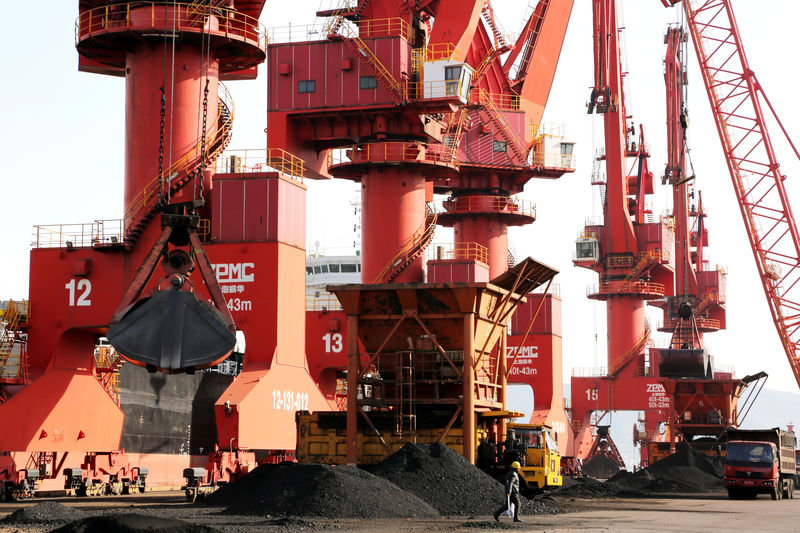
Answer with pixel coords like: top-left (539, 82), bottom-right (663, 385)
top-left (306, 267), bottom-right (313, 274)
top-left (330, 263), bottom-right (340, 273)
top-left (341, 263), bottom-right (357, 273)
top-left (321, 264), bottom-right (329, 273)
top-left (298, 80), bottom-right (316, 93)
top-left (313, 265), bottom-right (322, 274)
top-left (360, 76), bottom-right (377, 89)
top-left (357, 263), bottom-right (361, 272)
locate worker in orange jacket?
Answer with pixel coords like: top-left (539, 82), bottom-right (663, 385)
top-left (493, 461), bottom-right (523, 522)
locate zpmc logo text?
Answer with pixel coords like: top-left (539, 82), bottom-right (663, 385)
top-left (506, 346), bottom-right (539, 358)
top-left (212, 263), bottom-right (255, 283)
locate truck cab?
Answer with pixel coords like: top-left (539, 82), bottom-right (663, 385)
top-left (502, 423), bottom-right (562, 492)
top-left (725, 440), bottom-right (793, 500)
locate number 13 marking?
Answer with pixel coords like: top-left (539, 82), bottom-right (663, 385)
top-left (323, 332), bottom-right (343, 353)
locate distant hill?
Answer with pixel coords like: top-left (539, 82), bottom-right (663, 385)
top-left (738, 387), bottom-right (800, 431)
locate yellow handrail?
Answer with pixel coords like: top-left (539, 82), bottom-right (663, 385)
top-left (441, 108), bottom-right (468, 163)
top-left (306, 295), bottom-right (344, 311)
top-left (427, 242), bottom-right (489, 265)
top-left (609, 320), bottom-right (650, 376)
top-left (421, 42), bottom-right (461, 62)
top-left (75, 2), bottom-right (267, 51)
top-left (358, 17), bottom-right (410, 40)
top-left (471, 88), bottom-right (521, 111)
top-left (328, 142), bottom-right (458, 169)
top-left (472, 48), bottom-right (498, 84)
top-left (473, 89), bottom-right (527, 163)
top-left (334, 21), bottom-right (404, 101)
top-left (0, 301), bottom-right (30, 384)
top-left (589, 281), bottom-right (666, 297)
top-left (441, 195), bottom-right (536, 218)
top-left (621, 250), bottom-right (662, 289)
top-left (124, 82), bottom-right (234, 229)
top-left (373, 203), bottom-right (437, 283)
top-left (216, 147), bottom-right (306, 180)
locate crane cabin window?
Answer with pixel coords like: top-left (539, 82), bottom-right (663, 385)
top-left (493, 140), bottom-right (507, 153)
top-left (298, 80), bottom-right (316, 93)
top-left (445, 66), bottom-right (462, 96)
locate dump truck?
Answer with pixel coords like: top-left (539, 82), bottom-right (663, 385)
top-left (295, 411), bottom-right (562, 493)
top-left (724, 428), bottom-right (796, 500)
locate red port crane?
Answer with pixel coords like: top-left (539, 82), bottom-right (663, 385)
top-left (663, 0), bottom-right (800, 390)
top-left (571, 0), bottom-right (675, 462)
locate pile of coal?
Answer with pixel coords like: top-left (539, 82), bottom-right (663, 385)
top-left (1, 501), bottom-right (85, 524)
top-left (205, 462), bottom-right (439, 519)
top-left (555, 442), bottom-right (724, 498)
top-left (581, 454), bottom-right (622, 480)
top-left (646, 442), bottom-right (723, 478)
top-left (370, 442), bottom-right (556, 516)
top-left (50, 513), bottom-right (220, 533)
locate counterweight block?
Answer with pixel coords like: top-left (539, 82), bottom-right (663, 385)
top-left (108, 290), bottom-right (235, 374)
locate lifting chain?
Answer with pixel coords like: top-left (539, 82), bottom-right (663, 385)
top-left (197, 77), bottom-right (209, 204)
top-left (158, 85), bottom-right (167, 206)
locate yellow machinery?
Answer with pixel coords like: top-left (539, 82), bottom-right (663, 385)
top-left (295, 411), bottom-right (562, 492)
top-left (501, 423), bottom-right (562, 491)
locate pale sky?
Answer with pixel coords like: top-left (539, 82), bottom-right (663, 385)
top-left (2, 0), bottom-right (799, 413)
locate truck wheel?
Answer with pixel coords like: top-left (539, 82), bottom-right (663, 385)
top-left (772, 487), bottom-right (781, 500)
top-left (789, 478), bottom-right (795, 499)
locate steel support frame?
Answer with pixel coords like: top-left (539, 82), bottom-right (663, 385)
top-left (345, 305), bottom-right (491, 464)
top-left (684, 0), bottom-right (800, 388)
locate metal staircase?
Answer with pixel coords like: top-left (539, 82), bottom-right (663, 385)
top-left (477, 90), bottom-right (528, 164)
top-left (481, 1), bottom-right (511, 51)
top-left (473, 1), bottom-right (513, 84)
top-left (0, 301), bottom-right (30, 392)
top-left (441, 108), bottom-right (469, 162)
top-left (693, 292), bottom-right (718, 316)
top-left (620, 250), bottom-right (661, 291)
top-left (329, 20), bottom-right (404, 103)
top-left (507, 242), bottom-right (517, 269)
top-left (373, 204), bottom-right (437, 283)
top-left (123, 86), bottom-right (234, 247)
top-left (608, 318), bottom-right (651, 377)
top-left (94, 344), bottom-right (125, 406)
top-left (472, 49), bottom-right (498, 85)
top-left (512, 0), bottom-right (549, 82)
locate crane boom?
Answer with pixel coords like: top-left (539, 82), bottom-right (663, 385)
top-left (673, 0), bottom-right (800, 388)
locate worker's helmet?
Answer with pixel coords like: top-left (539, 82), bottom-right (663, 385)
top-left (511, 461), bottom-right (521, 469)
